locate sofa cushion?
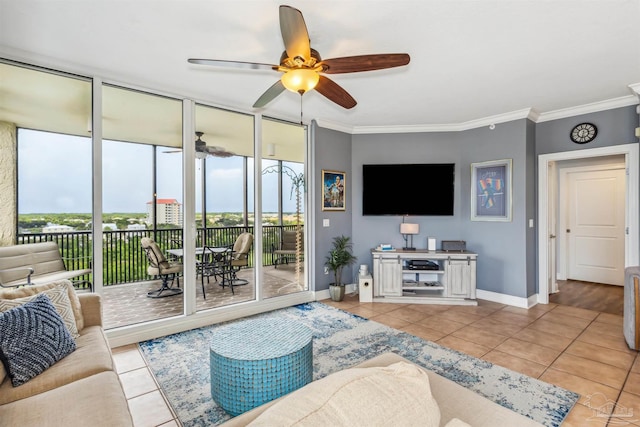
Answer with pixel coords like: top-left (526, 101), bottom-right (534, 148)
top-left (0, 293), bottom-right (76, 387)
top-left (0, 284), bottom-right (80, 338)
top-left (247, 361), bottom-right (441, 427)
top-left (0, 371), bottom-right (133, 427)
top-left (0, 280), bottom-right (84, 331)
top-left (0, 325), bottom-right (114, 404)
top-left (445, 419), bottom-right (472, 427)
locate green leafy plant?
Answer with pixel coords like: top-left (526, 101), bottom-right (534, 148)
top-left (324, 235), bottom-right (357, 286)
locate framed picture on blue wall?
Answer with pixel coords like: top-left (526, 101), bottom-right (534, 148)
top-left (322, 170), bottom-right (346, 211)
top-left (471, 159), bottom-right (512, 222)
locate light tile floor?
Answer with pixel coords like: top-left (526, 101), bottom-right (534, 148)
top-left (113, 295), bottom-right (640, 427)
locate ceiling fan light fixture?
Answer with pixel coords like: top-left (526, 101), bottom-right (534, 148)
top-left (281, 68), bottom-right (319, 94)
top-left (195, 151), bottom-right (207, 160)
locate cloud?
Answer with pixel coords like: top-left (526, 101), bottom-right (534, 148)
top-left (18, 129), bottom-right (304, 215)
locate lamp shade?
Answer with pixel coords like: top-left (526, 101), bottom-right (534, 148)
top-left (400, 223), bottom-right (419, 234)
top-left (281, 69), bottom-right (320, 93)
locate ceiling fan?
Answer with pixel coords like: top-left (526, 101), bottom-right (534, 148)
top-left (164, 132), bottom-right (235, 158)
top-left (188, 5), bottom-right (410, 109)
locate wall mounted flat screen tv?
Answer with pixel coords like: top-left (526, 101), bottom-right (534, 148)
top-left (362, 163), bottom-right (455, 216)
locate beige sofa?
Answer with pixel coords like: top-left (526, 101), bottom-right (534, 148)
top-left (0, 282), bottom-right (133, 426)
top-left (222, 352), bottom-right (544, 427)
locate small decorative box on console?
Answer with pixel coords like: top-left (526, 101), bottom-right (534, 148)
top-left (441, 240), bottom-right (466, 252)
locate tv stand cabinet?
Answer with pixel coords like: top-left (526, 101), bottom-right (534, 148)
top-left (372, 249), bottom-right (477, 305)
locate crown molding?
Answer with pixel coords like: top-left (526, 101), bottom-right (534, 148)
top-left (535, 95), bottom-right (638, 123)
top-left (318, 108), bottom-right (537, 135)
top-left (312, 119), bottom-right (355, 134)
top-left (317, 96), bottom-right (639, 134)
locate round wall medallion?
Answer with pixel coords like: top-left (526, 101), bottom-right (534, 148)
top-left (570, 122), bottom-right (598, 144)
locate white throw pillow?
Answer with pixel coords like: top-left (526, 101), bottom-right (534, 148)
top-left (0, 285), bottom-right (79, 338)
top-left (247, 361), bottom-right (441, 427)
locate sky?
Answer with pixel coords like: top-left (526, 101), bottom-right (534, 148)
top-left (17, 129), bottom-right (304, 214)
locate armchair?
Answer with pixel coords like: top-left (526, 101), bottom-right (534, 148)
top-left (141, 237), bottom-right (183, 298)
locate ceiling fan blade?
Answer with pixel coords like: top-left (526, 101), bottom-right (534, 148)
top-left (279, 5), bottom-right (311, 61)
top-left (205, 146), bottom-right (235, 158)
top-left (315, 75), bottom-right (357, 109)
top-left (253, 80), bottom-right (286, 108)
top-left (163, 149), bottom-right (182, 154)
top-left (188, 58), bottom-right (278, 71)
top-left (320, 54), bottom-right (410, 74)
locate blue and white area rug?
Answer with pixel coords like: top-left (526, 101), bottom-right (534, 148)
top-left (139, 302), bottom-right (578, 427)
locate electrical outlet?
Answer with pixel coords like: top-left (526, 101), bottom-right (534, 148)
top-left (324, 266), bottom-right (329, 275)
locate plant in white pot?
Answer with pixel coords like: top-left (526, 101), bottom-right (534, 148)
top-left (325, 235), bottom-right (357, 302)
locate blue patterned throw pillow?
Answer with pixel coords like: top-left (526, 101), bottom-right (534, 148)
top-left (0, 293), bottom-right (76, 386)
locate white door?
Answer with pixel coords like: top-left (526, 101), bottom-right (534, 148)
top-left (567, 167), bottom-right (625, 285)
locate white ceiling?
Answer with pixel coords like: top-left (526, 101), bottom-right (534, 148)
top-left (1, 0), bottom-right (639, 132)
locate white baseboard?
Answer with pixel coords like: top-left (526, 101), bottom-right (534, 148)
top-left (476, 289), bottom-right (539, 309)
top-left (314, 283), bottom-right (356, 301)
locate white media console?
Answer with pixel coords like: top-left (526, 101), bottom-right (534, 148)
top-left (372, 249), bottom-right (477, 305)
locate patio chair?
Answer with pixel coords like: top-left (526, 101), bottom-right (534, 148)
top-left (272, 230), bottom-right (304, 268)
top-left (141, 237), bottom-right (183, 298)
top-left (219, 232), bottom-right (253, 294)
top-left (198, 246), bottom-right (227, 299)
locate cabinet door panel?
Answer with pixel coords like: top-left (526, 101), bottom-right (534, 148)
top-left (377, 256), bottom-right (402, 296)
top-left (447, 260), bottom-right (471, 297)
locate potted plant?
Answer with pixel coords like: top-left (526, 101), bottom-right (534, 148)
top-left (325, 235), bottom-right (358, 301)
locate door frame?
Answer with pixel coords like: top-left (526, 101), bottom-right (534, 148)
top-left (537, 143), bottom-right (639, 304)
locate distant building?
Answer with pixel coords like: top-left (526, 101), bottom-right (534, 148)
top-left (146, 199), bottom-right (183, 227)
top-left (102, 223), bottom-right (118, 231)
top-left (43, 224), bottom-right (75, 233)
top-left (125, 223), bottom-right (146, 237)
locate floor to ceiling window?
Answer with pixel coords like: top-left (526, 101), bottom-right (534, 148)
top-left (100, 84), bottom-right (183, 329)
top-left (8, 63), bottom-right (93, 291)
top-left (194, 104), bottom-right (256, 310)
top-left (2, 60), bottom-right (313, 341)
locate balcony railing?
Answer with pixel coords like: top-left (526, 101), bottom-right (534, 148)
top-left (18, 225), bottom-right (303, 288)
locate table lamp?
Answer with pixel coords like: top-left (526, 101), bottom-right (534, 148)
top-left (400, 223), bottom-right (419, 251)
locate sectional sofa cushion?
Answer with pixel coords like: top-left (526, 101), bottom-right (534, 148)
top-left (0, 293), bottom-right (76, 386)
top-left (0, 323), bottom-right (114, 405)
top-left (0, 371), bottom-right (132, 426)
top-left (247, 361), bottom-right (441, 427)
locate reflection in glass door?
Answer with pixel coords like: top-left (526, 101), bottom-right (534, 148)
top-left (261, 119), bottom-right (307, 299)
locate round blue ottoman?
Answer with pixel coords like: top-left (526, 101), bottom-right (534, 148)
top-left (210, 317), bottom-right (313, 416)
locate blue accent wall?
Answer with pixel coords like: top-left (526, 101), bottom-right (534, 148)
top-left (313, 104), bottom-right (639, 300)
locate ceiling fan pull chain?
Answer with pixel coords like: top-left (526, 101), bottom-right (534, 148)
top-left (300, 92), bottom-right (303, 125)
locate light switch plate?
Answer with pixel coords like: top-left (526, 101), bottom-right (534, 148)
top-left (323, 219), bottom-right (330, 227)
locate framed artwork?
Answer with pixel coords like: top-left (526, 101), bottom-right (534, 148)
top-left (471, 159), bottom-right (512, 222)
top-left (322, 170), bottom-right (346, 211)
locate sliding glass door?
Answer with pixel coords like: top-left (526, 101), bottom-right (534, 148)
top-left (194, 104), bottom-right (256, 310)
top-left (101, 84), bottom-right (183, 328)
